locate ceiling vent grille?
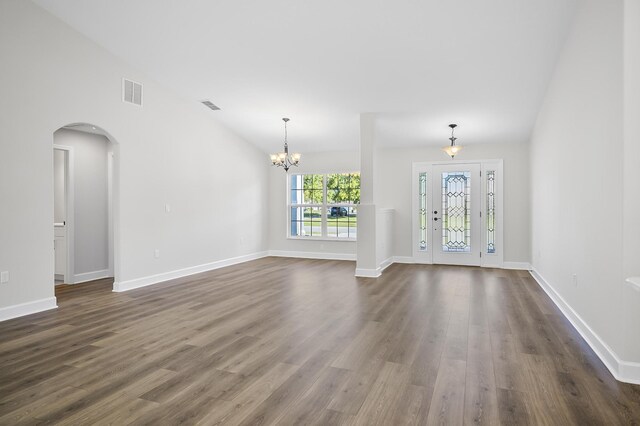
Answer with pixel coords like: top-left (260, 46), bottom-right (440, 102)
top-left (123, 78), bottom-right (143, 106)
top-left (201, 100), bottom-right (221, 111)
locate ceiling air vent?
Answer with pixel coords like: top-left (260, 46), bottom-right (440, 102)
top-left (122, 78), bottom-right (143, 106)
top-left (201, 100), bottom-right (221, 111)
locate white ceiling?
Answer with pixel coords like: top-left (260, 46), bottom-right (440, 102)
top-left (34, 0), bottom-right (577, 152)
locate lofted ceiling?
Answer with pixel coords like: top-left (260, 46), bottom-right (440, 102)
top-left (33, 0), bottom-right (577, 152)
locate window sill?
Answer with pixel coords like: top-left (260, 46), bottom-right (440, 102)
top-left (287, 237), bottom-right (357, 242)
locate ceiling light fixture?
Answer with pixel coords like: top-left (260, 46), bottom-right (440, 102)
top-left (443, 123), bottom-right (462, 158)
top-left (270, 118), bottom-right (301, 172)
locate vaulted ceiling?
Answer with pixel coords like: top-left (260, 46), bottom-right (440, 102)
top-left (34, 0), bottom-right (577, 152)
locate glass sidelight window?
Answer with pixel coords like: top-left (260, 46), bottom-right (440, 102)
top-left (418, 172), bottom-right (427, 251)
top-left (486, 170), bottom-right (496, 254)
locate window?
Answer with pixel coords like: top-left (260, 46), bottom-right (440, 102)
top-left (486, 170), bottom-right (496, 253)
top-left (418, 172), bottom-right (427, 251)
top-left (289, 173), bottom-right (360, 239)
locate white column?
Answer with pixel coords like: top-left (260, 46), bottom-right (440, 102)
top-left (356, 113), bottom-right (380, 276)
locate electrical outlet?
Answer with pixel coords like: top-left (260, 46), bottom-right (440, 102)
top-left (0, 271), bottom-right (8, 284)
top-left (572, 274), bottom-right (578, 287)
top-left (154, 249), bottom-right (160, 259)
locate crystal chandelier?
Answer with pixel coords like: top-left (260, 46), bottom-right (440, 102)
top-left (442, 123), bottom-right (463, 158)
top-left (270, 118), bottom-right (301, 172)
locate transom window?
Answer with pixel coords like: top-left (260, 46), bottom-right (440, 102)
top-left (289, 173), bottom-right (360, 240)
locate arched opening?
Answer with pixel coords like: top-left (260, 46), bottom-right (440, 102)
top-left (53, 123), bottom-right (120, 291)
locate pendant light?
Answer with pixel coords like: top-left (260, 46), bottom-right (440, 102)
top-left (442, 123), bottom-right (462, 158)
top-left (270, 118), bottom-right (301, 172)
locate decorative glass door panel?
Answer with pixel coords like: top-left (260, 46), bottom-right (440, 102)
top-left (432, 164), bottom-right (481, 266)
top-left (441, 171), bottom-right (471, 253)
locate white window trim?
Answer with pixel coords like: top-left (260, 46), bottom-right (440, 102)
top-left (287, 173), bottom-right (359, 241)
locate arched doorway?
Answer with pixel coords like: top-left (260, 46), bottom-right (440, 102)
top-left (53, 123), bottom-right (120, 291)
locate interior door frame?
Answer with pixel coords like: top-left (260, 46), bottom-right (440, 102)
top-left (411, 159), bottom-right (504, 268)
top-left (53, 144), bottom-right (75, 284)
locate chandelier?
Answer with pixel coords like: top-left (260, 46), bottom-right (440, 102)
top-left (270, 118), bottom-right (301, 172)
top-left (442, 123), bottom-right (463, 158)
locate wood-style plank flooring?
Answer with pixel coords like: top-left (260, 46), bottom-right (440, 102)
top-left (1, 258), bottom-right (639, 425)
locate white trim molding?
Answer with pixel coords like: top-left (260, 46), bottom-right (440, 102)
top-left (0, 297), bottom-right (58, 322)
top-left (530, 267), bottom-right (640, 385)
top-left (503, 262), bottom-right (531, 270)
top-left (114, 251), bottom-right (269, 292)
top-left (392, 256), bottom-right (416, 264)
top-left (74, 269), bottom-right (110, 284)
top-left (390, 257), bottom-right (529, 270)
top-left (355, 267), bottom-right (382, 278)
top-left (355, 257), bottom-right (396, 277)
top-left (53, 144), bottom-right (75, 284)
top-left (378, 257), bottom-right (393, 272)
top-left (268, 250), bottom-right (356, 261)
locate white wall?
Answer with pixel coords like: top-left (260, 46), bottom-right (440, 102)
top-left (54, 129), bottom-right (110, 276)
top-left (377, 142), bottom-right (530, 263)
top-left (0, 0), bottom-right (269, 311)
top-left (268, 141), bottom-right (529, 267)
top-left (623, 0), bottom-right (640, 363)
top-left (268, 150), bottom-right (359, 258)
top-left (530, 0), bottom-right (639, 371)
top-left (53, 149), bottom-right (65, 223)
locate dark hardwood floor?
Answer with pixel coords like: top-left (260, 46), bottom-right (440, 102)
top-left (0, 258), bottom-right (639, 425)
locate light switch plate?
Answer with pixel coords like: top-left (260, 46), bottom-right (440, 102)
top-left (0, 271), bottom-right (9, 284)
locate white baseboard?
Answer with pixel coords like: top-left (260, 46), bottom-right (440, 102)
top-left (391, 256), bottom-right (529, 270)
top-left (392, 256), bottom-right (415, 264)
top-left (355, 257), bottom-right (395, 278)
top-left (379, 257), bottom-right (393, 272)
top-left (619, 361), bottom-right (640, 384)
top-left (0, 297), bottom-right (58, 322)
top-left (355, 267), bottom-right (381, 278)
top-left (530, 267), bottom-right (640, 385)
top-left (503, 262), bottom-right (531, 270)
top-left (114, 251), bottom-right (269, 292)
top-left (74, 269), bottom-right (111, 284)
top-left (267, 250), bottom-right (356, 261)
